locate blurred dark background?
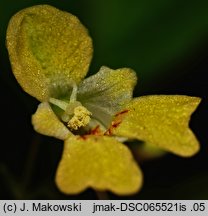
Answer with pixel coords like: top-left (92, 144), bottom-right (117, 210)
top-left (0, 0), bottom-right (207, 199)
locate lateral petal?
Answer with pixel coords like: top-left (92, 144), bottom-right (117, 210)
top-left (32, 102), bottom-right (72, 140)
top-left (111, 95), bottom-right (201, 157)
top-left (7, 5), bottom-right (93, 101)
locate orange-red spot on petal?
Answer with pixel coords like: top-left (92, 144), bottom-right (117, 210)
top-left (90, 125), bottom-right (101, 135)
top-left (112, 120), bottom-right (122, 128)
top-left (104, 128), bottom-right (112, 136)
top-left (105, 110), bottom-right (129, 136)
top-left (115, 109), bottom-right (129, 117)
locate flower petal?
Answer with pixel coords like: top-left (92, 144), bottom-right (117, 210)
top-left (56, 135), bottom-right (142, 195)
top-left (111, 95), bottom-right (201, 157)
top-left (6, 5), bottom-right (93, 101)
top-left (77, 66), bottom-right (137, 127)
top-left (32, 102), bottom-right (72, 140)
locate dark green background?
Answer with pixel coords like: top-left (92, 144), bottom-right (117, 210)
top-left (0, 0), bottom-right (207, 199)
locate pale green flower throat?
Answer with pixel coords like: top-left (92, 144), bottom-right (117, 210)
top-left (49, 82), bottom-right (92, 131)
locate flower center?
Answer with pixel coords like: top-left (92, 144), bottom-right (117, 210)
top-left (67, 105), bottom-right (91, 130)
top-left (49, 82), bottom-right (92, 131)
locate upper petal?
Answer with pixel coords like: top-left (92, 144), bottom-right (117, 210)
top-left (77, 66), bottom-right (137, 127)
top-left (32, 102), bottom-right (72, 140)
top-left (55, 135), bottom-right (142, 195)
top-left (111, 95), bottom-right (201, 157)
top-left (6, 5), bottom-right (93, 101)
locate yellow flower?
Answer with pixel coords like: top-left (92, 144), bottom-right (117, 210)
top-left (6, 5), bottom-right (201, 195)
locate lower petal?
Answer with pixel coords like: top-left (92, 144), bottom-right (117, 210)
top-left (55, 135), bottom-right (142, 195)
